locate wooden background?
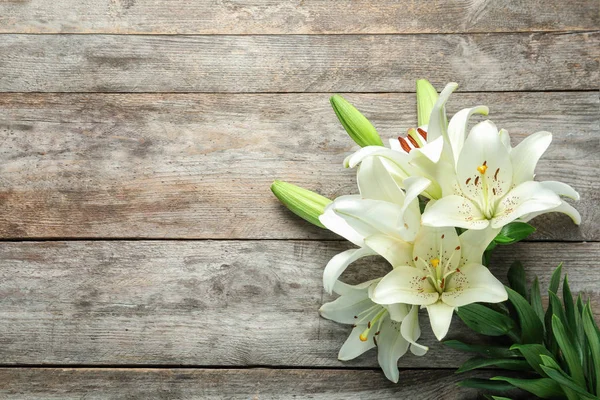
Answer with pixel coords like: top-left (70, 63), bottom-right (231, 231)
top-left (0, 1), bottom-right (598, 398)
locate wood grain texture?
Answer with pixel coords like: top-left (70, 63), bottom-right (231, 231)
top-left (0, 368), bottom-right (504, 400)
top-left (0, 92), bottom-right (596, 240)
top-left (1, 0), bottom-right (598, 34)
top-left (0, 33), bottom-right (598, 93)
top-left (0, 240), bottom-right (597, 367)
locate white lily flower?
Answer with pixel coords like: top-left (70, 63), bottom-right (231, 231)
top-left (319, 157), bottom-right (421, 293)
top-left (371, 226), bottom-right (507, 341)
top-left (421, 120), bottom-right (568, 230)
top-left (342, 82), bottom-right (460, 200)
top-left (320, 279), bottom-right (428, 383)
top-left (498, 129), bottom-right (581, 225)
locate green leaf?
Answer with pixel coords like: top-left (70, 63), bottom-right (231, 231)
top-left (540, 355), bottom-right (582, 400)
top-left (506, 286), bottom-right (544, 344)
top-left (490, 397), bottom-right (513, 400)
top-left (457, 378), bottom-right (514, 392)
top-left (270, 180), bottom-right (331, 228)
top-left (330, 95), bottom-right (384, 147)
top-left (563, 275), bottom-right (577, 331)
top-left (443, 340), bottom-right (518, 358)
top-left (493, 234), bottom-right (514, 244)
top-left (549, 263), bottom-right (563, 294)
top-left (530, 277), bottom-right (545, 326)
top-left (456, 303), bottom-right (516, 337)
top-left (540, 365), bottom-right (599, 399)
top-left (552, 315), bottom-right (586, 387)
top-left (497, 222), bottom-right (536, 244)
top-left (582, 305), bottom-right (600, 395)
top-left (416, 79), bottom-right (438, 126)
top-left (511, 343), bottom-right (556, 376)
top-left (507, 261), bottom-right (528, 300)
top-left (456, 357), bottom-right (530, 373)
top-left (491, 377), bottom-right (563, 399)
top-left (549, 291), bottom-right (570, 335)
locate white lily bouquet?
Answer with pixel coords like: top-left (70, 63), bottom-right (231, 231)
top-left (272, 81), bottom-right (599, 399)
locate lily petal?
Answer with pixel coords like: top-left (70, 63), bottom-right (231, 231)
top-left (499, 128), bottom-right (511, 150)
top-left (346, 146), bottom-right (412, 175)
top-left (401, 305), bottom-right (429, 356)
top-left (338, 325), bottom-right (376, 361)
top-left (540, 181), bottom-right (580, 201)
top-left (492, 181), bottom-right (562, 229)
top-left (364, 234), bottom-right (413, 269)
top-left (320, 203), bottom-right (366, 247)
top-left (520, 200), bottom-right (582, 225)
top-left (413, 225), bottom-right (461, 273)
top-left (510, 131), bottom-right (552, 186)
top-left (357, 156), bottom-right (405, 205)
top-left (421, 195), bottom-right (490, 230)
top-left (445, 105), bottom-right (489, 165)
top-left (442, 263), bottom-right (508, 307)
top-left (331, 196), bottom-right (418, 241)
top-left (377, 318), bottom-right (410, 383)
top-left (426, 300), bottom-right (455, 341)
top-left (371, 266), bottom-right (439, 306)
top-left (457, 120), bottom-right (513, 206)
top-left (427, 82), bottom-right (458, 142)
top-left (458, 226), bottom-right (501, 266)
top-left (386, 303), bottom-right (411, 322)
top-left (323, 247), bottom-right (376, 294)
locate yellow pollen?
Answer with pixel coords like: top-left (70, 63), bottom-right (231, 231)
top-left (477, 164), bottom-right (488, 174)
top-left (430, 258), bottom-right (440, 268)
top-left (359, 333), bottom-right (368, 342)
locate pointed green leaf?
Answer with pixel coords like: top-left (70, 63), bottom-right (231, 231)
top-left (497, 222), bottom-right (536, 244)
top-left (457, 303), bottom-right (516, 336)
top-left (583, 305), bottom-right (600, 395)
top-left (540, 365), bottom-right (599, 399)
top-left (511, 343), bottom-right (556, 376)
top-left (270, 181), bottom-right (331, 228)
top-left (330, 95), bottom-right (384, 147)
top-left (563, 275), bottom-right (577, 332)
top-left (540, 355), bottom-right (582, 400)
top-left (552, 315), bottom-right (586, 387)
top-left (530, 277), bottom-right (545, 326)
top-left (506, 286), bottom-right (544, 344)
top-left (549, 263), bottom-right (563, 294)
top-left (507, 261), bottom-right (528, 300)
top-left (549, 291), bottom-right (570, 334)
top-left (491, 377), bottom-right (564, 399)
top-left (443, 340), bottom-right (518, 358)
top-left (456, 357), bottom-right (530, 373)
top-left (457, 378), bottom-right (515, 392)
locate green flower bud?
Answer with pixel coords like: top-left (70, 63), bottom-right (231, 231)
top-left (271, 180), bottom-right (331, 228)
top-left (416, 79), bottom-right (439, 127)
top-left (330, 95), bottom-right (384, 147)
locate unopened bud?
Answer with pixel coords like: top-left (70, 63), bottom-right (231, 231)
top-left (330, 95), bottom-right (384, 147)
top-left (271, 180), bottom-right (331, 228)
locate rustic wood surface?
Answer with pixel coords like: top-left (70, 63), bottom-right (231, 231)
top-left (0, 241), bottom-right (597, 367)
top-left (1, 0), bottom-right (598, 34)
top-left (0, 0), bottom-right (598, 398)
top-left (0, 92), bottom-right (597, 240)
top-left (0, 33), bottom-right (598, 93)
top-left (0, 368), bottom-right (505, 400)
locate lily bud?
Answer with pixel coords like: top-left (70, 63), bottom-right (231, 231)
top-left (271, 180), bottom-right (331, 228)
top-left (330, 95), bottom-right (384, 147)
top-left (416, 79), bottom-right (439, 127)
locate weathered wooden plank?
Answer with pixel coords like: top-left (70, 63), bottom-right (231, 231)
top-left (0, 241), bottom-right (597, 366)
top-left (1, 0), bottom-right (598, 34)
top-left (0, 33), bottom-right (597, 92)
top-left (0, 368), bottom-right (500, 400)
top-left (0, 92), bottom-right (596, 240)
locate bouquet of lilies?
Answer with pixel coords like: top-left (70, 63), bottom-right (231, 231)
top-left (271, 81), bottom-right (596, 398)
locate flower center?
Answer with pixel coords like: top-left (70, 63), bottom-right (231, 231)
top-left (358, 308), bottom-right (386, 343)
top-left (398, 128), bottom-right (428, 153)
top-left (418, 238), bottom-right (461, 294)
top-left (477, 163), bottom-right (488, 174)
